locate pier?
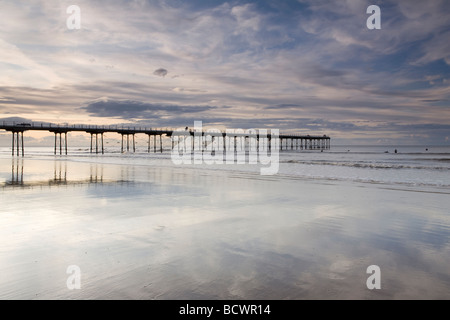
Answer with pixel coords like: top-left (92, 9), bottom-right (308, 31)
top-left (1, 121), bottom-right (331, 156)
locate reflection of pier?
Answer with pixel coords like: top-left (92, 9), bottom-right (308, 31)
top-left (1, 121), bottom-right (331, 156)
top-left (90, 164), bottom-right (103, 183)
top-left (52, 161), bottom-right (67, 185)
top-left (8, 158), bottom-right (24, 185)
top-left (2, 161), bottom-right (112, 189)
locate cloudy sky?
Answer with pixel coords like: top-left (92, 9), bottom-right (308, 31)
top-left (0, 0), bottom-right (449, 145)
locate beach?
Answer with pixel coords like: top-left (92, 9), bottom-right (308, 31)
top-left (0, 146), bottom-right (449, 299)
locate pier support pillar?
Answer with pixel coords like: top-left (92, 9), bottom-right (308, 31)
top-left (88, 132), bottom-right (104, 154)
top-left (120, 133), bottom-right (134, 153)
top-left (11, 131), bottom-right (25, 157)
top-left (53, 132), bottom-right (68, 155)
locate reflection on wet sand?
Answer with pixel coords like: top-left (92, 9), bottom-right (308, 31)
top-left (2, 157), bottom-right (250, 190)
top-left (9, 158), bottom-right (23, 185)
top-left (2, 159), bottom-right (110, 188)
top-left (0, 156), bottom-right (449, 300)
top-left (53, 161), bottom-right (67, 184)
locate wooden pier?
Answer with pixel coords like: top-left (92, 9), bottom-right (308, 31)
top-left (1, 121), bottom-right (331, 156)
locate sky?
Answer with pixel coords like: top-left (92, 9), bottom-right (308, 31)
top-left (0, 0), bottom-right (449, 146)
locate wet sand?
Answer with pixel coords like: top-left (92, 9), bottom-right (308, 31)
top-left (0, 157), bottom-right (449, 299)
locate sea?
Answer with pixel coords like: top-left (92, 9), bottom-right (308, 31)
top-left (0, 144), bottom-right (449, 299)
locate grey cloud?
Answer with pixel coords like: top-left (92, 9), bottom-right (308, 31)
top-left (153, 68), bottom-right (168, 77)
top-left (83, 99), bottom-right (216, 120)
top-left (307, 66), bottom-right (347, 78)
top-left (0, 116), bottom-right (33, 123)
top-left (265, 104), bottom-right (302, 110)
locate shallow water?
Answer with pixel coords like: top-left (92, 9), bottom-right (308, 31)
top-left (0, 146), bottom-right (449, 299)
